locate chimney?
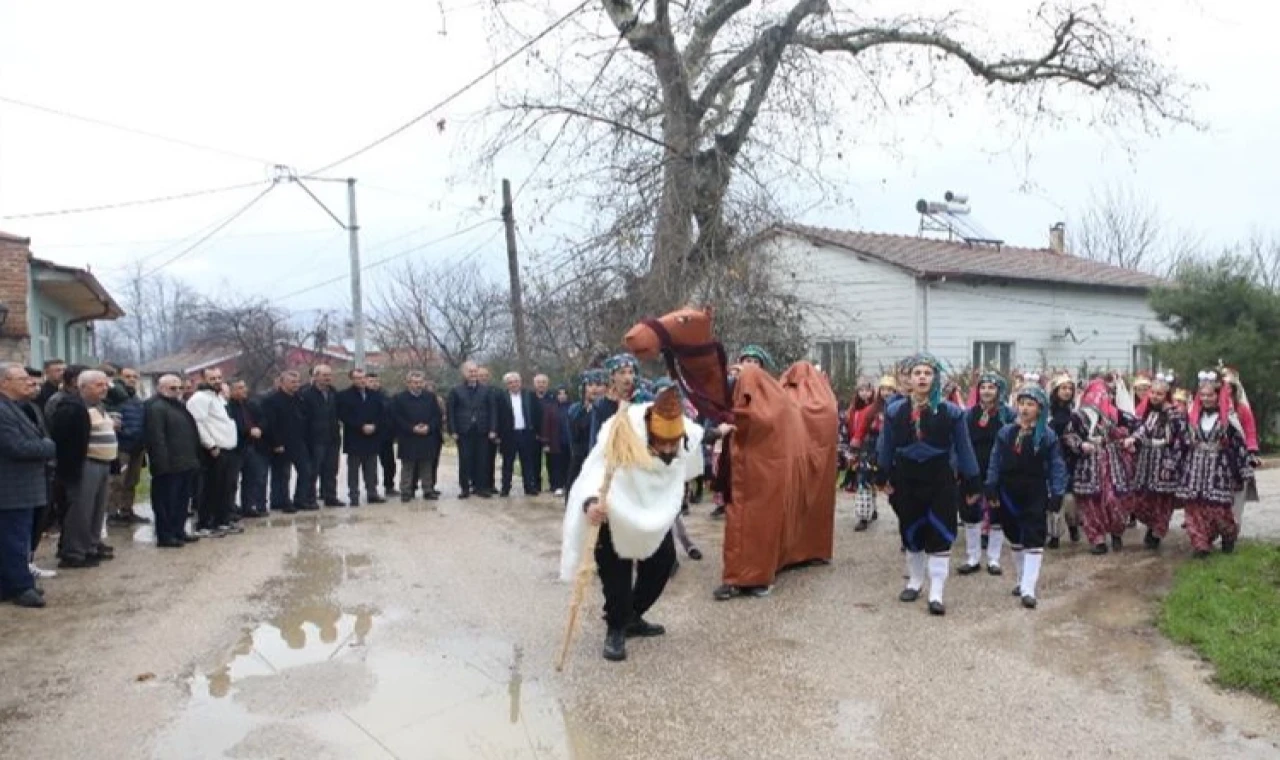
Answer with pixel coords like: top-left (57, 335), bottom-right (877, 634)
top-left (1049, 222), bottom-right (1066, 255)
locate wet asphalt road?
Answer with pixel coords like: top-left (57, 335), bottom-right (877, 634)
top-left (1, 457), bottom-right (1279, 760)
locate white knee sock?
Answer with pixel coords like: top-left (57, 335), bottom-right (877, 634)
top-left (1021, 550), bottom-right (1043, 598)
top-left (1012, 547), bottom-right (1025, 585)
top-left (906, 551), bottom-right (926, 591)
top-left (928, 555), bottom-right (949, 603)
top-left (964, 524), bottom-right (982, 565)
top-left (987, 528), bottom-right (1005, 566)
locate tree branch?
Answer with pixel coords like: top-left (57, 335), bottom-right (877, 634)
top-left (684, 0), bottom-right (754, 79)
top-left (507, 101), bottom-right (675, 150)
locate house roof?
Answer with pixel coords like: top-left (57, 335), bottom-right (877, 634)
top-left (0, 230), bottom-right (31, 244)
top-left (29, 257), bottom-right (125, 320)
top-left (776, 224), bottom-right (1166, 291)
top-left (137, 346), bottom-right (242, 375)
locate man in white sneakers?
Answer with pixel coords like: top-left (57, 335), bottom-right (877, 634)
top-left (186, 368), bottom-right (242, 537)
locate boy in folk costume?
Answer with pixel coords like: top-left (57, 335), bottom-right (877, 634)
top-left (1061, 378), bottom-right (1136, 555)
top-left (560, 380), bottom-right (732, 662)
top-left (876, 354), bottom-right (981, 616)
top-left (959, 372), bottom-right (1016, 576)
top-left (564, 369), bottom-right (608, 493)
top-left (1123, 372), bottom-right (1182, 550)
top-left (1045, 372), bottom-right (1082, 547)
top-left (1174, 371), bottom-right (1253, 558)
top-left (985, 385), bottom-right (1068, 609)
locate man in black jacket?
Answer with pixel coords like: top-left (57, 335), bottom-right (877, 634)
top-left (263, 370), bottom-right (314, 512)
top-left (337, 369), bottom-right (387, 506)
top-left (145, 374), bottom-right (202, 546)
top-left (301, 364), bottom-right (343, 507)
top-left (497, 372), bottom-right (543, 496)
top-left (49, 370), bottom-right (116, 568)
top-left (477, 366), bottom-right (502, 492)
top-left (447, 361), bottom-right (496, 499)
top-left (0, 362), bottom-right (56, 607)
top-left (392, 371), bottom-right (444, 502)
top-left (227, 379), bottom-right (269, 517)
top-left (366, 373), bottom-right (397, 495)
top-left (35, 358), bottom-right (64, 410)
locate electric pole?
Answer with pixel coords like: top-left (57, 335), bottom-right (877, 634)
top-left (502, 178), bottom-right (530, 376)
top-left (346, 178), bottom-right (365, 368)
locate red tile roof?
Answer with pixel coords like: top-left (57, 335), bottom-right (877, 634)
top-left (778, 224), bottom-right (1165, 291)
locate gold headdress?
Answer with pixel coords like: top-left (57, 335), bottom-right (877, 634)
top-left (646, 384), bottom-right (685, 443)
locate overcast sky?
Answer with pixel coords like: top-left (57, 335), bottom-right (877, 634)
top-left (1, 0), bottom-right (1276, 319)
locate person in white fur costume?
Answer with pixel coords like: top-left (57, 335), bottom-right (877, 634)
top-left (560, 378), bottom-right (734, 662)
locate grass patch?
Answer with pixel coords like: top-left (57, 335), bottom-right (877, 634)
top-left (134, 464), bottom-right (151, 503)
top-left (1159, 543), bottom-right (1280, 705)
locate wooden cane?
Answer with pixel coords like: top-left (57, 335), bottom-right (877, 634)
top-left (554, 467), bottom-right (617, 672)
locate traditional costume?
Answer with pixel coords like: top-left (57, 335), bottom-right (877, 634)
top-left (564, 369), bottom-right (607, 493)
top-left (737, 344), bottom-right (776, 372)
top-left (1061, 378), bottom-right (1135, 555)
top-left (985, 385), bottom-right (1068, 609)
top-left (587, 353), bottom-right (639, 451)
top-left (1127, 372), bottom-right (1181, 549)
top-left (1174, 371), bottom-right (1253, 558)
top-left (559, 380), bottom-right (710, 662)
top-left (1046, 372), bottom-right (1081, 547)
top-left (1220, 366), bottom-right (1261, 528)
top-left (959, 372), bottom-right (1016, 576)
top-left (876, 354), bottom-right (981, 616)
top-left (848, 377), bottom-right (893, 531)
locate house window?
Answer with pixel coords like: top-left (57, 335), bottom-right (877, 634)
top-left (1132, 344), bottom-right (1156, 374)
top-left (972, 341), bottom-right (1014, 374)
top-left (38, 314), bottom-right (57, 361)
top-left (814, 340), bottom-right (857, 387)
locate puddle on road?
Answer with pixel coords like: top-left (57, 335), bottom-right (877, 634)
top-left (153, 523), bottom-right (573, 760)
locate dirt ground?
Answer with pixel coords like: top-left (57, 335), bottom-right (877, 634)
top-left (1, 457), bottom-right (1278, 760)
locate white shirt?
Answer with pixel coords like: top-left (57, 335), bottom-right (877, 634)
top-left (187, 388), bottom-right (238, 450)
top-left (1200, 412), bottom-right (1218, 435)
top-left (510, 392), bottom-right (526, 430)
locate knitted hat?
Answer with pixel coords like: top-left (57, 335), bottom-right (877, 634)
top-left (738, 345), bottom-right (776, 371)
top-left (579, 368), bottom-right (607, 387)
top-left (646, 382), bottom-right (685, 443)
top-left (604, 353), bottom-right (638, 374)
top-left (632, 376), bottom-right (657, 403)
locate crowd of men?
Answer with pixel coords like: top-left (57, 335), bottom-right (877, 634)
top-left (0, 357), bottom-right (573, 609)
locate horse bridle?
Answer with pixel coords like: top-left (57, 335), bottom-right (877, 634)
top-left (641, 318), bottom-right (735, 424)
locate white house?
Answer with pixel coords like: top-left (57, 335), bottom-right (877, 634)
top-left (762, 223), bottom-right (1170, 387)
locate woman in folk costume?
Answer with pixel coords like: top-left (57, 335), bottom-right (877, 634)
top-left (1219, 366), bottom-right (1261, 528)
top-left (560, 379), bottom-right (733, 662)
top-left (1061, 377), bottom-right (1136, 555)
top-left (848, 378), bottom-right (892, 531)
top-left (1046, 372), bottom-right (1082, 547)
top-left (1174, 370), bottom-right (1253, 558)
top-left (1131, 372), bottom-right (1153, 411)
top-left (958, 371), bottom-right (1016, 576)
top-left (984, 385), bottom-right (1068, 609)
top-left (876, 354), bottom-right (981, 616)
top-left (1123, 372), bottom-right (1182, 550)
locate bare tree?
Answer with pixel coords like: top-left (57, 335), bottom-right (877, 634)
top-left (1246, 231), bottom-right (1280, 292)
top-left (188, 298), bottom-right (298, 391)
top-left (368, 260), bottom-right (507, 371)
top-left (1071, 183), bottom-right (1164, 271)
top-left (109, 260), bottom-right (202, 363)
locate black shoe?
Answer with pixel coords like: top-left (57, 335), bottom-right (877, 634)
top-left (241, 509), bottom-right (265, 519)
top-left (603, 629), bottom-right (627, 662)
top-left (1193, 549), bottom-right (1211, 559)
top-left (854, 519), bottom-right (869, 532)
top-left (688, 547), bottom-right (703, 561)
top-left (96, 544), bottom-right (115, 558)
top-left (157, 538), bottom-right (185, 548)
top-left (324, 499), bottom-right (347, 508)
top-left (348, 499), bottom-right (361, 508)
top-left (899, 588), bottom-right (921, 602)
top-left (713, 584), bottom-right (741, 601)
top-left (986, 564), bottom-right (1003, 576)
top-left (1143, 530), bottom-right (1161, 550)
top-left (957, 563), bottom-right (981, 576)
top-left (458, 490), bottom-right (470, 499)
top-left (1047, 537), bottom-right (1061, 550)
top-left (476, 490), bottom-right (493, 499)
top-left (428, 490), bottom-right (441, 498)
top-left (711, 505), bottom-right (726, 519)
top-left (128, 512), bottom-right (151, 525)
top-left (499, 489), bottom-right (511, 498)
top-left (368, 496), bottom-right (387, 504)
top-left (282, 506), bottom-right (299, 514)
top-left (928, 601), bottom-right (946, 616)
top-left (1068, 525), bottom-right (1081, 543)
top-left (1011, 585), bottom-right (1022, 597)
top-left (180, 533), bottom-right (200, 543)
top-left (871, 509), bottom-right (879, 521)
top-left (625, 617), bottom-right (666, 637)
top-left (425, 493), bottom-right (440, 501)
top-left (299, 503), bottom-right (320, 511)
top-left (1021, 595), bottom-right (1038, 609)
top-left (107, 513), bottom-right (132, 527)
top-left (11, 589), bottom-right (45, 608)
top-left (58, 556), bottom-right (100, 569)
top-left (1222, 539), bottom-right (1236, 554)
top-left (681, 502), bottom-right (690, 516)
top-left (1090, 543), bottom-right (1109, 556)
top-left (1111, 535), bottom-right (1123, 551)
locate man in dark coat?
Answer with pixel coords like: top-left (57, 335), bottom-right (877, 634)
top-left (301, 364), bottom-right (343, 507)
top-left (35, 358), bottom-right (64, 410)
top-left (541, 386), bottom-right (571, 495)
top-left (392, 371), bottom-right (444, 502)
top-left (531, 373), bottom-right (553, 493)
top-left (227, 379), bottom-right (269, 517)
top-left (145, 374), bottom-right (202, 547)
top-left (496, 372), bottom-right (543, 497)
top-left (337, 368), bottom-right (387, 506)
top-left (48, 369), bottom-right (117, 568)
top-left (366, 373), bottom-right (397, 495)
top-left (263, 370), bottom-right (314, 512)
top-left (477, 366), bottom-right (502, 492)
top-left (447, 361), bottom-right (497, 499)
top-left (0, 362), bottom-right (56, 607)
top-left (106, 367), bottom-right (149, 527)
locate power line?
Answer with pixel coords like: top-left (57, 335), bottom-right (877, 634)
top-left (140, 184), bottom-right (277, 278)
top-left (276, 219), bottom-right (501, 301)
top-left (39, 227), bottom-right (335, 250)
top-left (306, 0), bottom-right (591, 176)
top-left (1, 180), bottom-right (268, 220)
top-left (0, 94), bottom-right (278, 165)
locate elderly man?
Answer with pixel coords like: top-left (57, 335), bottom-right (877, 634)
top-left (0, 362), bottom-right (56, 607)
top-left (302, 364), bottom-right (344, 507)
top-left (532, 373), bottom-right (552, 492)
top-left (264, 370), bottom-right (313, 512)
top-left (227, 379), bottom-right (269, 518)
top-left (498, 372), bottom-right (542, 497)
top-left (49, 369), bottom-right (117, 569)
top-left (365, 373), bottom-right (397, 495)
top-left (447, 361), bottom-right (497, 499)
top-left (146, 375), bottom-right (202, 547)
top-left (338, 368), bottom-right (387, 506)
top-left (187, 368), bottom-right (243, 536)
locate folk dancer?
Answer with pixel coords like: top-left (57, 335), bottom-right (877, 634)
top-left (1062, 378), bottom-right (1135, 555)
top-left (588, 354), bottom-right (638, 451)
top-left (1219, 366), bottom-right (1261, 528)
top-left (560, 380), bottom-right (732, 662)
top-left (876, 354), bottom-right (981, 616)
top-left (1124, 372), bottom-right (1181, 550)
top-left (564, 369), bottom-right (607, 494)
top-left (959, 372), bottom-right (1015, 576)
top-left (985, 384), bottom-right (1068, 609)
top-left (848, 377), bottom-right (893, 531)
top-left (1174, 370), bottom-right (1253, 558)
top-left (1046, 372), bottom-right (1081, 548)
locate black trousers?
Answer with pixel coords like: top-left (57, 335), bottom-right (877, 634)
top-left (152, 471), bottom-right (194, 542)
top-left (566, 453), bottom-right (587, 495)
top-left (889, 456), bottom-right (959, 554)
top-left (457, 429), bottom-right (490, 494)
top-left (995, 479), bottom-right (1048, 549)
top-left (595, 524), bottom-right (675, 631)
top-left (310, 441), bottom-right (340, 503)
top-left (240, 447), bottom-right (269, 512)
top-left (547, 450), bottom-right (569, 492)
top-left (347, 454), bottom-right (379, 501)
top-left (270, 449), bottom-right (313, 508)
top-left (379, 438), bottom-right (397, 492)
top-left (484, 438), bottom-right (498, 490)
top-left (501, 429), bottom-right (539, 493)
top-left (531, 443), bottom-right (546, 492)
top-left (198, 450), bottom-right (241, 530)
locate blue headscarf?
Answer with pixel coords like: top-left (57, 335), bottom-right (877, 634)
top-left (899, 353), bottom-right (946, 410)
top-left (975, 371), bottom-right (1009, 407)
top-left (1015, 384), bottom-right (1050, 447)
top-left (632, 376), bottom-right (656, 403)
top-left (579, 368), bottom-right (607, 388)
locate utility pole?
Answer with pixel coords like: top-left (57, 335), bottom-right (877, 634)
top-left (502, 178), bottom-right (530, 376)
top-left (346, 178), bottom-right (365, 368)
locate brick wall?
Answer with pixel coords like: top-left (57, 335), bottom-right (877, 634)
top-left (0, 237), bottom-right (32, 340)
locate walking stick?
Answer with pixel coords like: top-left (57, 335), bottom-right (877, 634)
top-left (555, 402), bottom-right (649, 672)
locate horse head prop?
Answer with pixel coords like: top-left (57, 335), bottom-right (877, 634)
top-left (624, 306), bottom-right (733, 423)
